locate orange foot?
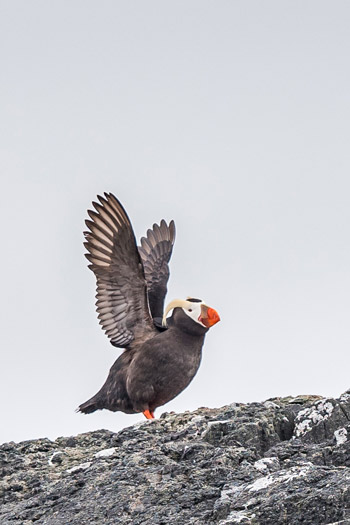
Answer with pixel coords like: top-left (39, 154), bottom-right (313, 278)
top-left (143, 409), bottom-right (155, 420)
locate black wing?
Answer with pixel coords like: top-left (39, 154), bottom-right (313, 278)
top-left (138, 220), bottom-right (176, 319)
top-left (84, 193), bottom-right (157, 349)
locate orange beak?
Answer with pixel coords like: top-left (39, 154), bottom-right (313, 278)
top-left (199, 305), bottom-right (220, 328)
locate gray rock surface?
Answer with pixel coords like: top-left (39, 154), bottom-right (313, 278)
top-left (1, 392), bottom-right (350, 524)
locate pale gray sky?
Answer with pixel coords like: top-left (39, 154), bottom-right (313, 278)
top-left (1, 1), bottom-right (350, 444)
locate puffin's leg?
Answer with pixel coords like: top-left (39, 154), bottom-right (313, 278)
top-left (143, 409), bottom-right (155, 420)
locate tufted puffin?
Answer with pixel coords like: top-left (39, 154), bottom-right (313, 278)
top-left (78, 193), bottom-right (220, 419)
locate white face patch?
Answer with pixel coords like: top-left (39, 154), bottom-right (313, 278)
top-left (182, 301), bottom-right (206, 327)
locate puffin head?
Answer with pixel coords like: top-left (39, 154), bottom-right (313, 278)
top-left (162, 297), bottom-right (220, 330)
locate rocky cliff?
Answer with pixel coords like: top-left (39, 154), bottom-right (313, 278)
top-left (1, 392), bottom-right (350, 525)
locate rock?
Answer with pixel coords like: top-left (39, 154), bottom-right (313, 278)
top-left (1, 392), bottom-right (350, 524)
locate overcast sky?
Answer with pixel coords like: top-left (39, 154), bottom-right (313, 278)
top-left (1, 1), bottom-right (350, 445)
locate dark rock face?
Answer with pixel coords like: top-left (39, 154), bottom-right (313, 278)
top-left (1, 392), bottom-right (350, 524)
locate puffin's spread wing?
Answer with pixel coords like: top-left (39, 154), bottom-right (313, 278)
top-left (138, 220), bottom-right (176, 319)
top-left (84, 193), bottom-right (157, 349)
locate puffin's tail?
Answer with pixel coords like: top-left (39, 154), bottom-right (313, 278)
top-left (77, 394), bottom-right (102, 414)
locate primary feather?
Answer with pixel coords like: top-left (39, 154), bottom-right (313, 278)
top-left (84, 193), bottom-right (157, 349)
top-left (138, 219), bottom-right (176, 318)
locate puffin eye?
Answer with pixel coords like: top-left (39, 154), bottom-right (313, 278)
top-left (188, 309), bottom-right (192, 312)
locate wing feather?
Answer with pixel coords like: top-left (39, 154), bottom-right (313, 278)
top-left (138, 219), bottom-right (176, 319)
top-left (85, 193), bottom-right (157, 349)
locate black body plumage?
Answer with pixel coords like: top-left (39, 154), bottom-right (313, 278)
top-left (79, 308), bottom-right (208, 415)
